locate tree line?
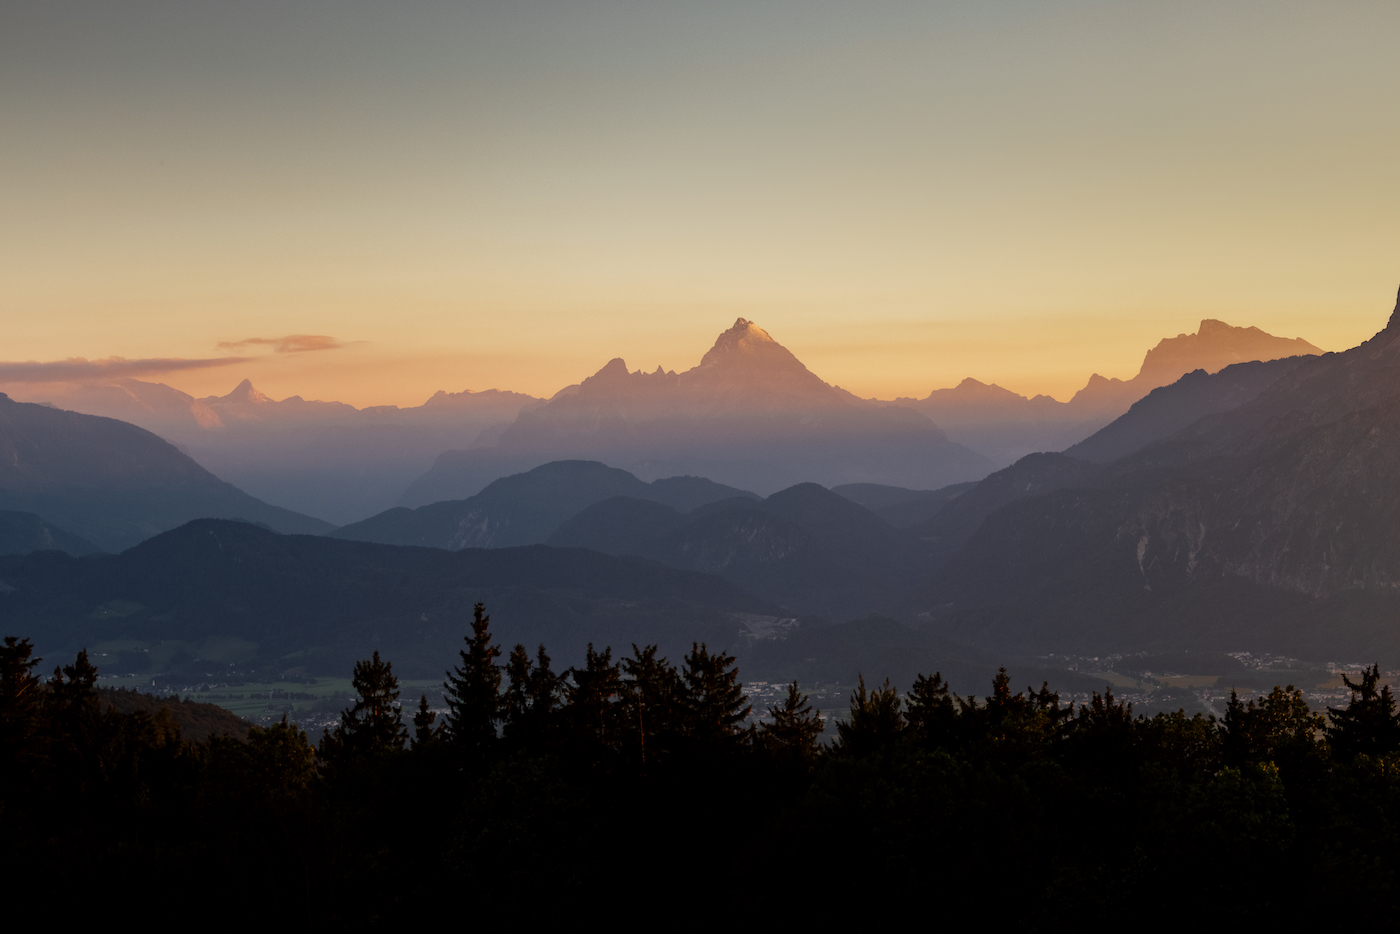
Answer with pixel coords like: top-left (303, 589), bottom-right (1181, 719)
top-left (4, 605), bottom-right (1400, 923)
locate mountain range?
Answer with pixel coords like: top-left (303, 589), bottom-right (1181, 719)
top-left (5, 315), bottom-right (1318, 526)
top-left (1, 293), bottom-right (1384, 698)
top-left (895, 319), bottom-right (1321, 465)
top-left (10, 377), bottom-right (543, 524)
top-left (399, 318), bottom-right (994, 504)
top-left (0, 517), bottom-right (1106, 697)
top-left (912, 287), bottom-right (1400, 664)
top-left (0, 393), bottom-right (330, 551)
top-left (332, 460), bottom-right (758, 549)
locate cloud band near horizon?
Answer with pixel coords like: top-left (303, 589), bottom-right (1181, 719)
top-left (0, 356), bottom-right (252, 383)
top-left (217, 335), bottom-right (344, 353)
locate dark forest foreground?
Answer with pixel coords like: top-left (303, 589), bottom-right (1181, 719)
top-left (4, 607), bottom-right (1400, 926)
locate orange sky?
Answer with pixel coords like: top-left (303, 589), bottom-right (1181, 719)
top-left (3, 1), bottom-right (1397, 407)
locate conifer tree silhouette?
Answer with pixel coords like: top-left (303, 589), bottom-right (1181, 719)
top-left (413, 694), bottom-right (438, 748)
top-left (444, 603), bottom-right (502, 751)
top-left (680, 643), bottom-right (750, 744)
top-left (322, 650), bottom-right (406, 760)
top-left (760, 680), bottom-right (823, 764)
top-left (1327, 664), bottom-right (1400, 760)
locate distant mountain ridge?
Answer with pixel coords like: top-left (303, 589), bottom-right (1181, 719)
top-left (1064, 356), bottom-right (1310, 464)
top-left (6, 377), bottom-right (544, 524)
top-left (400, 318), bottom-right (993, 504)
top-left (5, 315), bottom-right (1321, 521)
top-left (333, 460), bottom-right (759, 550)
top-left (0, 519), bottom-right (778, 680)
top-left (0, 517), bottom-right (1099, 697)
top-left (0, 510), bottom-right (100, 557)
top-left (547, 481), bottom-right (934, 619)
top-left (895, 318), bottom-right (1322, 465)
top-left (909, 286), bottom-right (1400, 664)
top-left (0, 393), bottom-right (331, 551)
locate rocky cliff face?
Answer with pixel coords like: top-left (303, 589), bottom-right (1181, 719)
top-left (918, 287), bottom-right (1400, 659)
top-left (1118, 289), bottom-right (1400, 598)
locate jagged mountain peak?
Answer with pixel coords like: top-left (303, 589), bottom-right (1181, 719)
top-left (696, 318), bottom-right (788, 367)
top-left (215, 379), bottom-right (273, 405)
top-left (685, 318), bottom-right (832, 399)
top-left (1197, 318), bottom-right (1244, 337)
top-left (1136, 319), bottom-right (1320, 384)
top-left (554, 318), bottom-right (836, 403)
top-left (1384, 283), bottom-right (1400, 333)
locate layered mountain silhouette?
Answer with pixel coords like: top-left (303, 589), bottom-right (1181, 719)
top-left (0, 510), bottom-right (100, 557)
top-left (10, 377), bottom-right (543, 524)
top-left (896, 319), bottom-right (1321, 465)
top-left (0, 519), bottom-right (776, 680)
top-left (548, 482), bottom-right (931, 619)
top-left (1064, 356), bottom-right (1309, 464)
top-left (0, 518), bottom-right (1096, 695)
top-left (830, 481), bottom-right (979, 528)
top-left (0, 394), bottom-right (331, 551)
top-left (332, 460), bottom-right (759, 549)
top-left (9, 315), bottom-right (1317, 524)
top-left (911, 287), bottom-right (1400, 664)
top-left (399, 319), bottom-right (993, 505)
top-left (337, 459), bottom-right (943, 618)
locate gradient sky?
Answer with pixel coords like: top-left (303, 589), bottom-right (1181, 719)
top-left (3, 1), bottom-right (1397, 406)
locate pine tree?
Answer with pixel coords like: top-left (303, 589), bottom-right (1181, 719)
top-left (503, 643), bottom-right (560, 749)
top-left (905, 671), bottom-right (957, 750)
top-left (565, 644), bottom-right (623, 755)
top-left (679, 642), bottom-right (750, 744)
top-left (503, 644), bottom-right (533, 737)
top-left (41, 649), bottom-right (109, 798)
top-left (48, 648), bottom-right (99, 709)
top-left (835, 674), bottom-right (904, 757)
top-left (321, 651), bottom-right (407, 761)
top-left (760, 680), bottom-right (824, 764)
top-left (621, 643), bottom-right (682, 766)
top-left (0, 636), bottom-right (46, 798)
top-left (413, 694), bottom-right (439, 748)
top-left (46, 648), bottom-right (102, 741)
top-left (443, 602), bottom-right (502, 751)
top-left (1222, 687), bottom-right (1321, 767)
top-left (1326, 664), bottom-right (1400, 760)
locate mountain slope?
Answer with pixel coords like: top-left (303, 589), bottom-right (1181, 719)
top-left (548, 483), bottom-right (932, 618)
top-left (0, 519), bottom-right (779, 680)
top-left (0, 394), bottom-right (331, 550)
top-left (0, 518), bottom-right (1098, 699)
top-left (5, 377), bottom-right (544, 524)
top-left (1065, 356), bottom-right (1312, 464)
top-left (896, 319), bottom-right (1322, 465)
top-left (910, 287), bottom-right (1400, 663)
top-left (831, 481), bottom-right (978, 528)
top-left (0, 511), bottom-right (101, 557)
top-left (332, 460), bottom-right (758, 549)
top-left (399, 319), bottom-right (993, 504)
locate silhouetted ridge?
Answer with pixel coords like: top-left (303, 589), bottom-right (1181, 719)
top-left (398, 319), bottom-right (992, 504)
top-left (333, 460), bottom-right (760, 550)
top-left (0, 394), bottom-right (332, 549)
top-left (908, 285), bottom-right (1400, 664)
top-left (0, 510), bottom-right (101, 556)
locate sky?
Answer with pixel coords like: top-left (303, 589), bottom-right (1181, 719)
top-left (2, 0), bottom-right (1398, 407)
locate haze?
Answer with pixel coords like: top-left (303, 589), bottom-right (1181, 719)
top-left (3, 1), bottom-right (1397, 406)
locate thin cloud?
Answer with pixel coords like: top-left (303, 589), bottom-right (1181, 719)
top-left (0, 356), bottom-right (251, 384)
top-left (217, 334), bottom-right (344, 353)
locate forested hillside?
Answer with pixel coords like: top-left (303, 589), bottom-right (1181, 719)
top-left (5, 612), bottom-right (1400, 922)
